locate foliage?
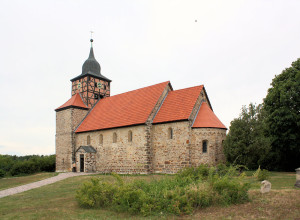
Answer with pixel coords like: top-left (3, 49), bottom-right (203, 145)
top-left (0, 154), bottom-right (56, 176)
top-left (253, 166), bottom-right (270, 181)
top-left (76, 165), bottom-right (250, 216)
top-left (263, 58), bottom-right (300, 171)
top-left (223, 103), bottom-right (271, 169)
top-left (0, 169), bottom-right (5, 178)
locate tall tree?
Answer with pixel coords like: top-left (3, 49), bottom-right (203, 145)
top-left (263, 58), bottom-right (300, 171)
top-left (223, 103), bottom-right (270, 169)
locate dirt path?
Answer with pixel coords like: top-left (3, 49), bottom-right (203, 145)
top-left (0, 172), bottom-right (90, 198)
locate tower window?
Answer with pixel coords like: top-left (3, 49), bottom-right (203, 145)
top-left (202, 140), bottom-right (208, 153)
top-left (128, 130), bottom-right (133, 142)
top-left (104, 85), bottom-right (106, 90)
top-left (113, 132), bottom-right (117, 143)
top-left (87, 135), bottom-right (91, 145)
top-left (168, 128), bottom-right (173, 139)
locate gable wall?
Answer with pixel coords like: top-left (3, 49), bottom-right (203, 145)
top-left (75, 125), bottom-right (149, 174)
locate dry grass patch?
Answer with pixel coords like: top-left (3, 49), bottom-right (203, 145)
top-left (191, 189), bottom-right (300, 220)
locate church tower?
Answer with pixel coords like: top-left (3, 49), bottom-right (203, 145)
top-left (70, 39), bottom-right (111, 107)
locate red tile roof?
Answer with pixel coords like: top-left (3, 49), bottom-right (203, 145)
top-left (55, 93), bottom-right (89, 111)
top-left (192, 102), bottom-right (226, 129)
top-left (75, 81), bottom-right (170, 133)
top-left (153, 85), bottom-right (203, 124)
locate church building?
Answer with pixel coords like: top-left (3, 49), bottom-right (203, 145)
top-left (55, 39), bottom-right (227, 174)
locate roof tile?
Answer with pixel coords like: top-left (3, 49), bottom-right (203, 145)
top-left (153, 85), bottom-right (203, 124)
top-left (55, 93), bottom-right (89, 111)
top-left (75, 81), bottom-right (170, 132)
top-left (192, 102), bottom-right (226, 129)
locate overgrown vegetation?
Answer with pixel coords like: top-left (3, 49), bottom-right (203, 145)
top-left (0, 154), bottom-right (55, 177)
top-left (76, 165), bottom-right (250, 216)
top-left (224, 58), bottom-right (300, 171)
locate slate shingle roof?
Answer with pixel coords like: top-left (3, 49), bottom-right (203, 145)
top-left (192, 102), bottom-right (227, 129)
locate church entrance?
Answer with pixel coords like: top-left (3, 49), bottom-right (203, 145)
top-left (80, 154), bottom-right (84, 172)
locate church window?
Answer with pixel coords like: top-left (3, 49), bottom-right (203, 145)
top-left (99, 134), bottom-right (103, 145)
top-left (94, 94), bottom-right (99, 99)
top-left (87, 135), bottom-right (91, 145)
top-left (62, 158), bottom-right (64, 164)
top-left (128, 130), bottom-right (132, 142)
top-left (202, 140), bottom-right (208, 153)
top-left (113, 132), bottom-right (117, 143)
top-left (104, 85), bottom-right (106, 90)
top-left (168, 128), bottom-right (173, 139)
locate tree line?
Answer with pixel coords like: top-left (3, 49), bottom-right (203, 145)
top-left (224, 58), bottom-right (300, 171)
top-left (0, 154), bottom-right (55, 178)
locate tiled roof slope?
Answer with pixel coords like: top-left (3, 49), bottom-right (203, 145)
top-left (192, 102), bottom-right (226, 129)
top-left (75, 81), bottom-right (170, 133)
top-left (55, 93), bottom-right (89, 111)
top-left (153, 85), bottom-right (203, 124)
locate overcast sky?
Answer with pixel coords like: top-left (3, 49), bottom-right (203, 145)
top-left (0, 0), bottom-right (299, 156)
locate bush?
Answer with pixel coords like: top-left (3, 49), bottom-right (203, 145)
top-left (253, 166), bottom-right (270, 181)
top-left (0, 169), bottom-right (5, 178)
top-left (257, 169), bottom-right (270, 181)
top-left (76, 165), bottom-right (250, 216)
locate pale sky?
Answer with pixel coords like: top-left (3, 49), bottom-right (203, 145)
top-left (0, 0), bottom-right (300, 155)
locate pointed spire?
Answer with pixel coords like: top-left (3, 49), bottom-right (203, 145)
top-left (82, 38), bottom-right (101, 75)
top-left (88, 45), bottom-right (95, 59)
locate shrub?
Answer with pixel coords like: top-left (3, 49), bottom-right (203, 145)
top-left (76, 165), bottom-right (250, 216)
top-left (253, 166), bottom-right (270, 181)
top-left (257, 169), bottom-right (270, 181)
top-left (0, 169), bottom-right (5, 178)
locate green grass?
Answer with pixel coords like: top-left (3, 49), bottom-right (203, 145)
top-left (0, 172), bottom-right (58, 190)
top-left (0, 172), bottom-right (299, 219)
top-left (244, 171), bottom-right (298, 190)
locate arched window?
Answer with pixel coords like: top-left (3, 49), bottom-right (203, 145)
top-left (202, 140), bottom-right (208, 153)
top-left (87, 135), bottom-right (91, 145)
top-left (99, 134), bottom-right (103, 145)
top-left (128, 130), bottom-right (133, 142)
top-left (113, 132), bottom-right (117, 143)
top-left (168, 127), bottom-right (173, 139)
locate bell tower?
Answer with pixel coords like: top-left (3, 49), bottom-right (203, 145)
top-left (70, 39), bottom-right (111, 107)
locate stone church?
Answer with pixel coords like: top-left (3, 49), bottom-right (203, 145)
top-left (55, 39), bottom-right (227, 174)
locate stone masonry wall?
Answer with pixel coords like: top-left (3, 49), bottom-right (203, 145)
top-left (151, 121), bottom-right (191, 174)
top-left (191, 128), bottom-right (226, 166)
top-left (55, 108), bottom-right (88, 172)
top-left (75, 125), bottom-right (149, 174)
top-left (76, 149), bottom-right (96, 173)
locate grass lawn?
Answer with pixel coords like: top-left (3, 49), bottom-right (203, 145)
top-left (0, 172), bottom-right (299, 219)
top-left (0, 172), bottom-right (58, 190)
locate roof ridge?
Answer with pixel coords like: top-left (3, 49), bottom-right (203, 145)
top-left (171, 84), bottom-right (204, 92)
top-left (110, 81), bottom-right (170, 97)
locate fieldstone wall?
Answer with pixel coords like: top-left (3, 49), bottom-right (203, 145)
top-left (151, 121), bottom-right (191, 174)
top-left (75, 125), bottom-right (150, 174)
top-left (55, 108), bottom-right (88, 172)
top-left (191, 128), bottom-right (226, 166)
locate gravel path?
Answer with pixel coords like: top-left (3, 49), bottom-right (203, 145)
top-left (0, 172), bottom-right (91, 199)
